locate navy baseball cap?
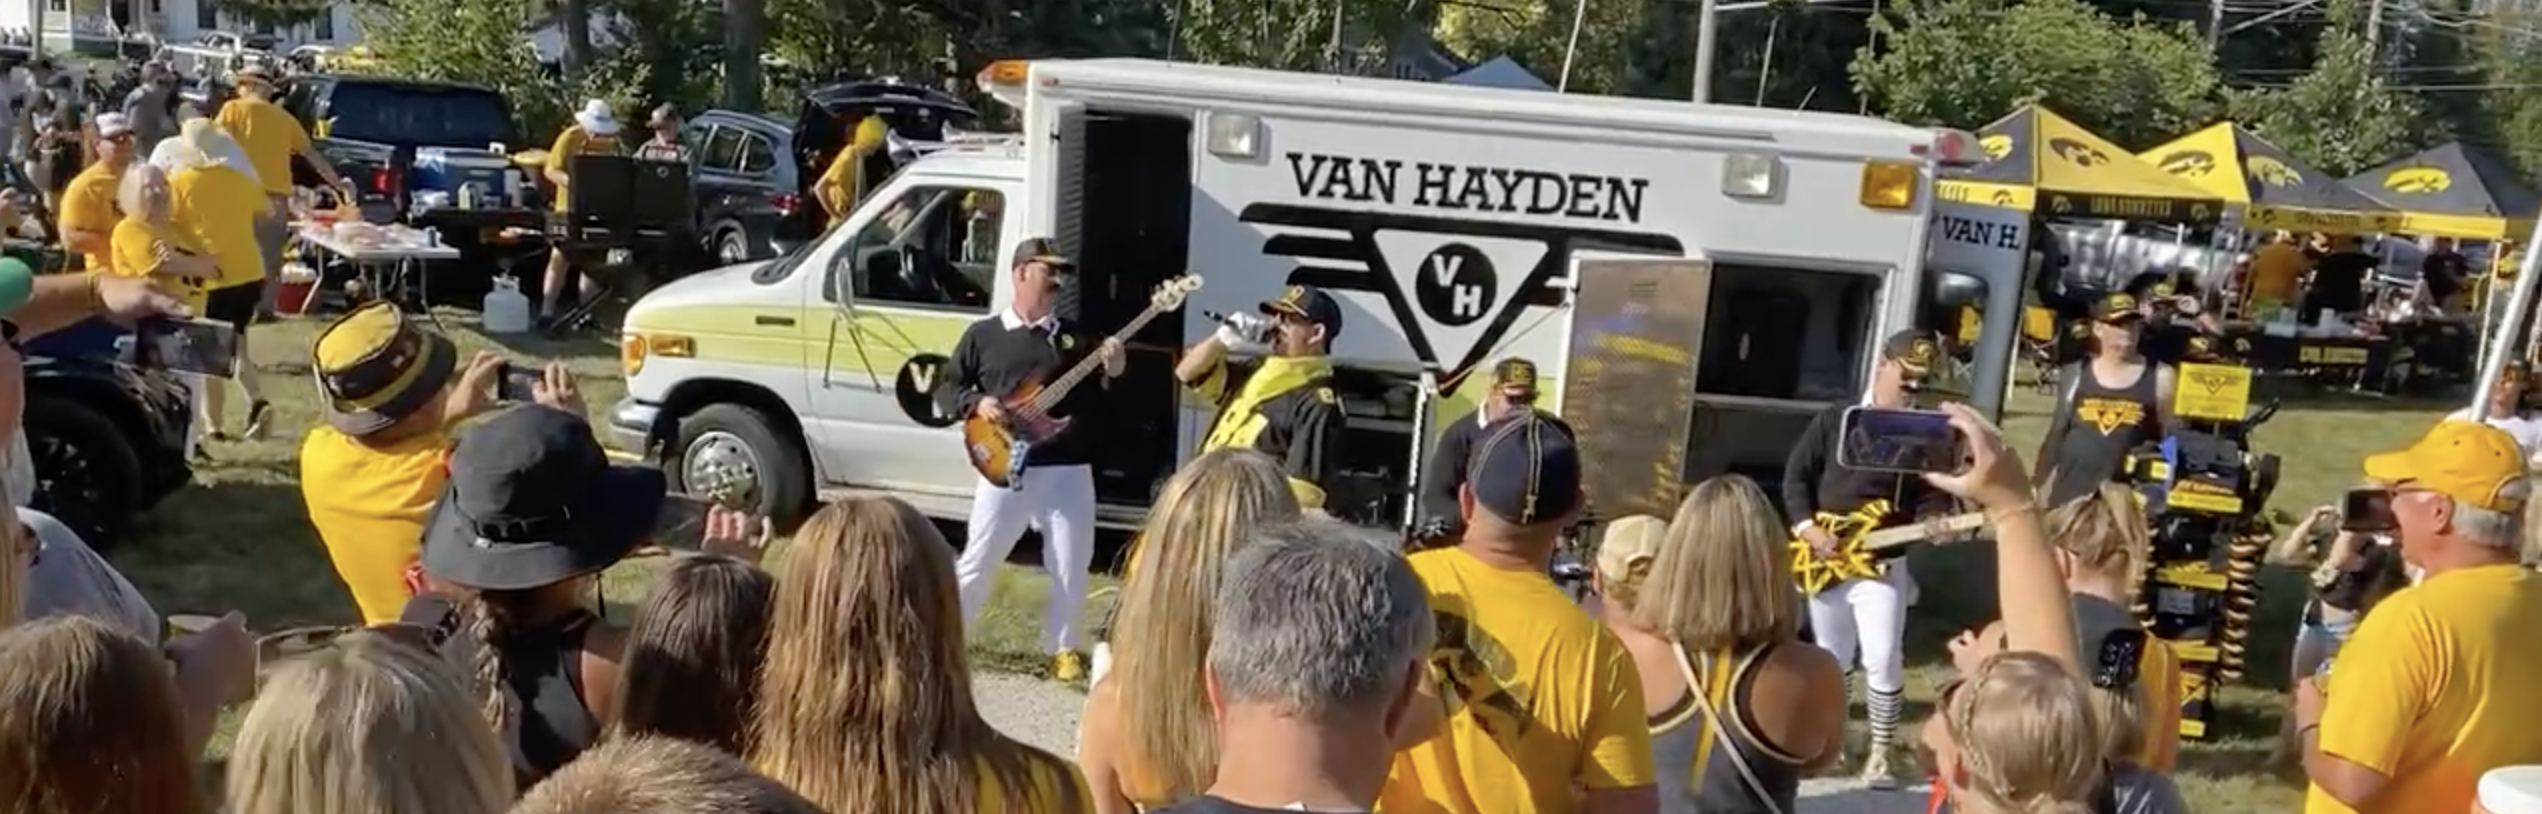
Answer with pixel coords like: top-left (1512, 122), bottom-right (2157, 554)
top-left (1467, 413), bottom-right (1583, 526)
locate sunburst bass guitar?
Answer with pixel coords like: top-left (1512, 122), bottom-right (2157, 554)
top-left (963, 275), bottom-right (1203, 489)
top-left (1790, 499), bottom-right (1990, 595)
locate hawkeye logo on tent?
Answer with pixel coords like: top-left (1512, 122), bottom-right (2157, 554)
top-left (1980, 134), bottom-right (2014, 162)
top-left (2157, 150), bottom-right (2217, 178)
top-left (2049, 137), bottom-right (2111, 167)
top-left (2247, 156), bottom-right (2303, 187)
top-left (2385, 168), bottom-right (2451, 194)
top-left (1238, 203), bottom-right (1683, 379)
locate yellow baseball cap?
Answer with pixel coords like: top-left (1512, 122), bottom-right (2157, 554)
top-left (1594, 515), bottom-right (1670, 580)
top-left (2363, 420), bottom-right (2529, 513)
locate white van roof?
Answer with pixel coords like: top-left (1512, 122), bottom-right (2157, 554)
top-left (1022, 58), bottom-right (1935, 155)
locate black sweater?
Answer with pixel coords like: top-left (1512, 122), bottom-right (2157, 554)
top-left (937, 315), bottom-right (1108, 467)
top-left (1780, 404), bottom-right (1954, 527)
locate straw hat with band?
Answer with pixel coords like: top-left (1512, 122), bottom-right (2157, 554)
top-left (312, 302), bottom-right (457, 436)
top-left (421, 406), bottom-right (666, 591)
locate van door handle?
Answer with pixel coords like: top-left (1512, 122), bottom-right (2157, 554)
top-left (756, 315), bottom-right (796, 326)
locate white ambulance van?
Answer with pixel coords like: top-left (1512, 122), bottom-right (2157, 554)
top-left (606, 58), bottom-right (2020, 528)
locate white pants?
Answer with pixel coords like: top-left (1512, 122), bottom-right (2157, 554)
top-left (955, 463), bottom-right (1096, 653)
top-left (1807, 563), bottom-right (1914, 693)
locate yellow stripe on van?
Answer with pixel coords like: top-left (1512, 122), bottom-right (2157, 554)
top-left (627, 304), bottom-right (978, 375)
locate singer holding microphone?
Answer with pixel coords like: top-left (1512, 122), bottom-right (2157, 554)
top-left (1174, 284), bottom-right (1350, 512)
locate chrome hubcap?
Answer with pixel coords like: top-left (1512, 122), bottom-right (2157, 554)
top-left (682, 431), bottom-right (760, 501)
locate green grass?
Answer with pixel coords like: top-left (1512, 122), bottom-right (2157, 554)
top-left (129, 314), bottom-right (2452, 813)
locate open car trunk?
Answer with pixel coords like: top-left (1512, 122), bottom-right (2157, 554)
top-left (784, 81), bottom-right (976, 245)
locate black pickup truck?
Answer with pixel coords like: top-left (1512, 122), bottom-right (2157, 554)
top-left (278, 74), bottom-right (527, 221)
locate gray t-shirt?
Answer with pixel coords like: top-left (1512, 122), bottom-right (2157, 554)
top-left (2111, 762), bottom-right (2190, 814)
top-left (18, 507), bottom-right (160, 645)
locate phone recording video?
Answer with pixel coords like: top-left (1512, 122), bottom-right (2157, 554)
top-left (497, 363), bottom-right (543, 403)
top-left (1835, 406), bottom-right (1969, 476)
top-left (127, 318), bottom-right (241, 377)
top-left (2340, 488), bottom-right (2397, 533)
top-left (652, 493), bottom-right (713, 552)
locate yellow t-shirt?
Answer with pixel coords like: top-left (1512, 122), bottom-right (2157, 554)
top-left (2306, 564), bottom-right (2542, 814)
top-left (300, 425), bottom-right (450, 625)
top-left (58, 161), bottom-right (124, 273)
top-left (818, 146), bottom-right (868, 223)
top-left (2251, 243), bottom-right (2309, 304)
top-left (544, 125), bottom-right (620, 213)
top-left (215, 96), bottom-right (312, 197)
top-left (169, 165), bottom-right (270, 291)
top-left (973, 756), bottom-right (1093, 814)
top-left (108, 218), bottom-right (213, 313)
top-left (1379, 547), bottom-right (1657, 814)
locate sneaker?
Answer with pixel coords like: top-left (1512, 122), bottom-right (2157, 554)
top-left (1052, 650), bottom-right (1087, 683)
top-left (1861, 745), bottom-right (1904, 789)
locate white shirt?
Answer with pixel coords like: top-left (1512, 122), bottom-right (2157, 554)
top-left (999, 308), bottom-right (1057, 334)
top-left (2444, 408), bottom-right (2542, 465)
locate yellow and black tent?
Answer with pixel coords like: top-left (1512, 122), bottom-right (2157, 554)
top-left (1937, 105), bottom-right (2226, 225)
top-left (2140, 123), bottom-right (2398, 235)
top-left (2343, 142), bottom-right (2540, 240)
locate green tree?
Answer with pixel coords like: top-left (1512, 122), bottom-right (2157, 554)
top-left (2226, 1), bottom-right (2423, 176)
top-left (1172, 0), bottom-right (1416, 72)
top-left (1850, 0), bottom-right (2221, 146)
top-left (357, 0), bottom-right (648, 140)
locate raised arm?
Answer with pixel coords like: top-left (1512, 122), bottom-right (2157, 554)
top-left (1927, 402), bottom-right (2076, 671)
top-left (2268, 506), bottom-right (2338, 566)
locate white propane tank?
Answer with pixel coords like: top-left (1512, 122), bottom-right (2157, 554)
top-left (483, 276), bottom-right (533, 335)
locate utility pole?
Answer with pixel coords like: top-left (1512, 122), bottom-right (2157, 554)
top-left (2208, 0), bottom-right (2227, 50)
top-left (2365, 0), bottom-right (2384, 61)
top-left (1691, 0), bottom-right (1720, 103)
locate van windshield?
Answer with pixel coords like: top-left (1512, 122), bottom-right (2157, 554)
top-left (325, 84), bottom-right (517, 148)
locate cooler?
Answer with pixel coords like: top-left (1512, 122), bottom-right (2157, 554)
top-left (411, 147), bottom-right (518, 203)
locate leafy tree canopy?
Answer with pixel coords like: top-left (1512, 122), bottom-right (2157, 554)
top-left (1850, 0), bottom-right (2221, 146)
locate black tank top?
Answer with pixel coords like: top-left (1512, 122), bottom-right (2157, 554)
top-left (2048, 362), bottom-right (2163, 506)
top-left (399, 596), bottom-right (602, 788)
top-left (1648, 644), bottom-right (1802, 814)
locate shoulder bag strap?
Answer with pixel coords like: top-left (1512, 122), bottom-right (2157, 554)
top-left (1672, 643), bottom-right (1789, 814)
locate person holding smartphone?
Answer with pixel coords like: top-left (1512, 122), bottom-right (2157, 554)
top-left (1780, 328), bottom-right (1964, 786)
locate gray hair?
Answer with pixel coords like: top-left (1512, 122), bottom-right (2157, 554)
top-left (1207, 516), bottom-right (1432, 720)
top-left (116, 163), bottom-right (170, 222)
top-left (2458, 477), bottom-right (2531, 549)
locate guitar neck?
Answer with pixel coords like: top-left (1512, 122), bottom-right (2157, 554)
top-left (1859, 511), bottom-right (1990, 551)
top-left (1025, 303), bottom-right (1171, 413)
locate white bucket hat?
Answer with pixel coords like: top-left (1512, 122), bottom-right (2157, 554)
top-left (573, 99), bottom-right (620, 137)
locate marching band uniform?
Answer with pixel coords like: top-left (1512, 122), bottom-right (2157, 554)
top-left (1780, 329), bottom-right (1958, 784)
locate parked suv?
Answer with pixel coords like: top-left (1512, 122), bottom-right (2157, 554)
top-left (19, 347), bottom-right (195, 549)
top-left (686, 109), bottom-right (800, 265)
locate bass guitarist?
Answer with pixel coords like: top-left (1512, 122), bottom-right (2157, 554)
top-left (1780, 328), bottom-right (1964, 787)
top-left (1174, 284), bottom-right (1350, 512)
top-left (940, 238), bottom-right (1125, 683)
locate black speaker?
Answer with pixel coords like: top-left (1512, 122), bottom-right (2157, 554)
top-left (568, 154), bottom-right (694, 234)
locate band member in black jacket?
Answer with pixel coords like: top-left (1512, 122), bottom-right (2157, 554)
top-left (939, 237), bottom-right (1124, 683)
top-left (1173, 284), bottom-right (1350, 512)
top-left (1780, 328), bottom-right (1962, 786)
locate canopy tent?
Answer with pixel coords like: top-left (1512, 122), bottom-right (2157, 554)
top-left (2140, 123), bottom-right (2399, 235)
top-left (2343, 142), bottom-right (2542, 240)
top-left (1445, 56), bottom-right (1552, 91)
top-left (1938, 105), bottom-right (2227, 225)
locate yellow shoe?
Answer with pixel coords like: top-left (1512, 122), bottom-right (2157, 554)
top-left (1052, 650), bottom-right (1087, 682)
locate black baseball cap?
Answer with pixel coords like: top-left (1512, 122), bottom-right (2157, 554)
top-left (1467, 413), bottom-right (1583, 526)
top-left (1492, 358), bottom-right (1541, 397)
top-left (1009, 237), bottom-right (1074, 272)
top-left (421, 407), bottom-right (667, 591)
top-left (1881, 329), bottom-right (1946, 376)
top-left (2094, 292), bottom-right (2144, 323)
top-left (1260, 284), bottom-right (1345, 340)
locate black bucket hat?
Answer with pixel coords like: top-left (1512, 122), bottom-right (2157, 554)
top-left (421, 406), bottom-right (666, 591)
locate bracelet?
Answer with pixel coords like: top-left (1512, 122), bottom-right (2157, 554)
top-left (82, 270), bottom-right (104, 316)
top-left (1986, 502), bottom-right (2039, 523)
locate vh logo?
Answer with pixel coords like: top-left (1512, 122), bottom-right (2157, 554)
top-left (1415, 243), bottom-right (1499, 327)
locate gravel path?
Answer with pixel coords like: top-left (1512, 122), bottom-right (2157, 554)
top-left (973, 672), bottom-right (1933, 814)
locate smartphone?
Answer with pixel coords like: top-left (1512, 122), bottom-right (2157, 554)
top-left (128, 317), bottom-right (241, 377)
top-left (1835, 406), bottom-right (1968, 475)
top-left (2340, 488), bottom-right (2397, 533)
top-left (652, 493), bottom-right (713, 552)
top-left (497, 362), bottom-right (542, 403)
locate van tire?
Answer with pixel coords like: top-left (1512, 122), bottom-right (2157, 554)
top-left (672, 403), bottom-right (814, 530)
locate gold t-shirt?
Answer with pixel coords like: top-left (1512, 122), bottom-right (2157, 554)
top-left (299, 426), bottom-right (450, 625)
top-left (2307, 565), bottom-right (2542, 814)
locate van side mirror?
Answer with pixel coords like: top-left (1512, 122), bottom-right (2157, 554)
top-left (1930, 270), bottom-right (1988, 308)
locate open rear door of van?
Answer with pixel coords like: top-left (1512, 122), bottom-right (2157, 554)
top-left (1556, 257), bottom-right (1715, 526)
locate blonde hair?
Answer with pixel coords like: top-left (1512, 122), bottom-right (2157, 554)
top-left (749, 496), bottom-right (1084, 814)
top-left (226, 631), bottom-right (513, 814)
top-left (1111, 448), bottom-right (1301, 803)
top-left (1634, 475), bottom-right (1801, 653)
top-left (117, 162), bottom-right (171, 223)
top-left (2046, 483), bottom-right (2155, 762)
top-left (0, 616), bottom-right (201, 814)
top-left (1946, 652), bottom-right (2105, 814)
top-left (517, 736), bottom-right (821, 814)
top-left (0, 517), bottom-right (25, 629)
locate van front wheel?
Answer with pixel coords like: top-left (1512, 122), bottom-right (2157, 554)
top-left (671, 404), bottom-right (814, 530)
